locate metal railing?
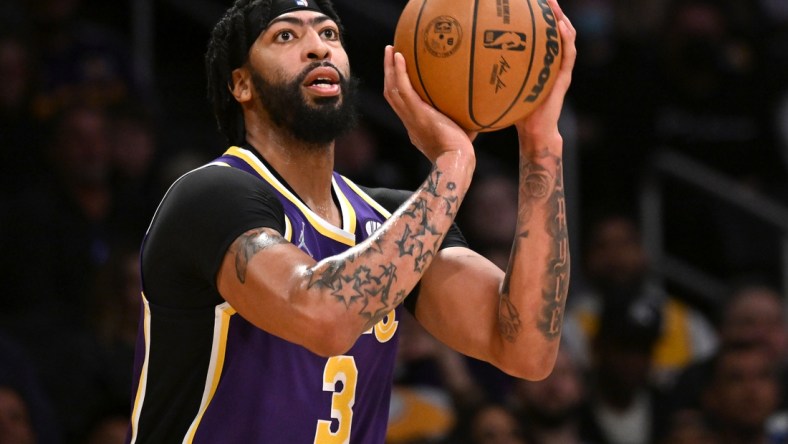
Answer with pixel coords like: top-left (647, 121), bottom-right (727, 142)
top-left (640, 149), bottom-right (788, 306)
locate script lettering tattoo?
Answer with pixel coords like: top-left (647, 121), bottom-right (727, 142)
top-left (498, 155), bottom-right (570, 343)
top-left (425, 169), bottom-right (442, 196)
top-left (536, 160), bottom-right (569, 340)
top-left (234, 228), bottom-right (288, 284)
top-left (395, 225), bottom-right (415, 256)
top-left (498, 158), bottom-right (553, 341)
top-left (306, 166), bottom-right (461, 329)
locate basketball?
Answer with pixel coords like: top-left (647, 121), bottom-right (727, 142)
top-left (393, 0), bottom-right (562, 132)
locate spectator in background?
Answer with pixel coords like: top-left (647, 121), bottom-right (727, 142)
top-left (387, 311), bottom-right (485, 444)
top-left (700, 342), bottom-right (785, 444)
top-left (334, 122), bottom-right (407, 189)
top-left (0, 335), bottom-right (61, 443)
top-left (0, 30), bottom-right (44, 197)
top-left (25, 0), bottom-right (141, 120)
top-left (459, 173), bottom-right (519, 269)
top-left (561, 0), bottom-right (658, 209)
top-left (85, 240), bottom-right (141, 429)
top-left (577, 295), bottom-right (671, 444)
top-left (449, 402), bottom-right (530, 444)
top-left (668, 280), bottom-right (788, 415)
top-left (564, 212), bottom-right (717, 386)
top-left (513, 347), bottom-right (590, 444)
top-left (107, 101), bottom-right (162, 236)
top-left (1, 103), bottom-right (116, 336)
top-left (653, 0), bottom-right (770, 172)
top-left (0, 385), bottom-right (36, 444)
top-left (659, 409), bottom-right (718, 444)
top-left (90, 241), bottom-right (141, 362)
top-left (652, 0), bottom-right (785, 279)
top-left (0, 102), bottom-right (135, 443)
top-left (83, 414), bottom-right (127, 444)
top-left (455, 171), bottom-right (522, 401)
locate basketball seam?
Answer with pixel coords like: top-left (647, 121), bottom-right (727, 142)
top-left (467, 0), bottom-right (482, 129)
top-left (413, 0), bottom-right (438, 109)
top-left (468, 0), bottom-right (539, 129)
top-left (486, 0), bottom-right (539, 128)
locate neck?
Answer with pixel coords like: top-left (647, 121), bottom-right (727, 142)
top-left (246, 127), bottom-right (339, 225)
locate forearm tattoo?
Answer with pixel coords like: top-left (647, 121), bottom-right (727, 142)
top-left (536, 160), bottom-right (569, 340)
top-left (499, 157), bottom-right (570, 342)
top-left (499, 232), bottom-right (528, 342)
top-left (307, 166), bottom-right (461, 330)
top-left (233, 228), bottom-right (289, 284)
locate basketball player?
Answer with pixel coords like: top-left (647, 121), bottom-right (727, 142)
top-left (126, 0), bottom-right (577, 442)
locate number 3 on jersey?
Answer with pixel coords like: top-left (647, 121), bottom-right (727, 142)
top-left (314, 356), bottom-right (358, 444)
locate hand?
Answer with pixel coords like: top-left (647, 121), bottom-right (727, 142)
top-left (383, 45), bottom-right (477, 163)
top-left (514, 0), bottom-right (576, 146)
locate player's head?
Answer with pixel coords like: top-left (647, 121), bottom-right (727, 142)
top-left (206, 0), bottom-right (357, 146)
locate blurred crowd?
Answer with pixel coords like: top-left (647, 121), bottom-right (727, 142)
top-left (0, 0), bottom-right (787, 443)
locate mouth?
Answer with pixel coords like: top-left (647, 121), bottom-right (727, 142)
top-left (303, 66), bottom-right (342, 97)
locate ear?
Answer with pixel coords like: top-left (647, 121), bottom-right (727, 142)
top-left (230, 67), bottom-right (252, 104)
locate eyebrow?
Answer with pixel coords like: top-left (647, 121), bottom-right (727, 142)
top-left (267, 14), bottom-right (334, 29)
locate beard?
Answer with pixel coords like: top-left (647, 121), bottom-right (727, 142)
top-left (251, 61), bottom-right (359, 146)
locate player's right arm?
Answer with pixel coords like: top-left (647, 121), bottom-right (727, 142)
top-left (216, 155), bottom-right (469, 357)
top-left (215, 46), bottom-right (475, 358)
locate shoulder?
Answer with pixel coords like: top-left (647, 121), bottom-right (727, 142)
top-left (169, 164), bottom-right (269, 195)
top-left (147, 164), bottom-right (286, 244)
top-left (161, 165), bottom-right (280, 211)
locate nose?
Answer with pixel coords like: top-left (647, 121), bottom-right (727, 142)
top-left (303, 29), bottom-right (331, 61)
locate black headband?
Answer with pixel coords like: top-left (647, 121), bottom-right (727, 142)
top-left (245, 0), bottom-right (325, 49)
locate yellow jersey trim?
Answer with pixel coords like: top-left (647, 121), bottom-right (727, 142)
top-left (183, 303), bottom-right (237, 443)
top-left (340, 175), bottom-right (393, 219)
top-left (129, 293), bottom-right (152, 444)
top-left (283, 215), bottom-right (293, 242)
top-left (224, 147), bottom-right (356, 246)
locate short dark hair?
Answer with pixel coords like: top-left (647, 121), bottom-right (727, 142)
top-left (205, 0), bottom-right (344, 146)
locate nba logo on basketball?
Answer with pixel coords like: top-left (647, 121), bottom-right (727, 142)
top-left (484, 31), bottom-right (527, 51)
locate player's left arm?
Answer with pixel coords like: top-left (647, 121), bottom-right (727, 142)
top-left (414, 0), bottom-right (576, 381)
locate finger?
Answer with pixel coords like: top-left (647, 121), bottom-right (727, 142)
top-left (391, 50), bottom-right (435, 115)
top-left (547, 0), bottom-right (566, 23)
top-left (383, 46), bottom-right (395, 98)
top-left (392, 51), bottom-right (416, 102)
top-left (383, 46), bottom-right (404, 106)
top-left (557, 15), bottom-right (577, 78)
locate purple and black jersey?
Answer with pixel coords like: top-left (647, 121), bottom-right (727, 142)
top-left (127, 146), bottom-right (465, 443)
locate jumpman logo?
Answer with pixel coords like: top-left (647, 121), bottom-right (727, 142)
top-left (296, 222), bottom-right (312, 255)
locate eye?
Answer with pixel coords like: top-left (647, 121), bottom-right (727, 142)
top-left (274, 30), bottom-right (295, 43)
top-left (321, 27), bottom-right (339, 41)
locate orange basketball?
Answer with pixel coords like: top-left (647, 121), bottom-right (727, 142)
top-left (393, 0), bottom-right (562, 132)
